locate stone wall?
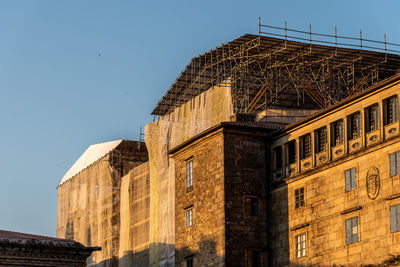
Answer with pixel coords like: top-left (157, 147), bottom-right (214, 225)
top-left (223, 127), bottom-right (268, 267)
top-left (173, 129), bottom-right (226, 267)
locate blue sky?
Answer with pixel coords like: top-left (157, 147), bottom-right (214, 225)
top-left (0, 0), bottom-right (398, 237)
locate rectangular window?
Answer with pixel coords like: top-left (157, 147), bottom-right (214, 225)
top-left (391, 204), bottom-right (400, 232)
top-left (273, 146), bottom-right (282, 170)
top-left (315, 127), bottom-right (327, 153)
top-left (186, 160), bottom-right (193, 192)
top-left (390, 151), bottom-right (400, 177)
top-left (300, 134), bottom-right (311, 159)
top-left (245, 197), bottom-right (259, 216)
top-left (348, 113), bottom-right (361, 140)
top-left (384, 96), bottom-right (399, 125)
top-left (345, 168), bottom-right (357, 191)
top-left (247, 249), bottom-right (261, 267)
top-left (295, 233), bottom-right (306, 258)
top-left (366, 104), bottom-right (379, 132)
top-left (332, 120), bottom-right (344, 146)
top-left (286, 140), bottom-right (296, 164)
top-left (295, 187), bottom-right (305, 209)
top-left (186, 208), bottom-right (193, 227)
top-left (186, 258), bottom-right (193, 267)
top-left (345, 217), bottom-right (358, 244)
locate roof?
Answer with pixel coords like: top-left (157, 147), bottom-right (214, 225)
top-left (152, 34), bottom-right (400, 116)
top-left (0, 229), bottom-right (100, 252)
top-left (59, 140), bottom-right (123, 186)
top-left (169, 120), bottom-right (285, 155)
top-left (276, 72), bottom-right (400, 135)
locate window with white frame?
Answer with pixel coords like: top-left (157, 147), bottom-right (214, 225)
top-left (315, 127), bottom-right (328, 153)
top-left (391, 204), bottom-right (400, 233)
top-left (345, 217), bottom-right (358, 244)
top-left (295, 233), bottom-right (306, 258)
top-left (366, 104), bottom-right (379, 132)
top-left (345, 168), bottom-right (357, 191)
top-left (300, 134), bottom-right (311, 159)
top-left (186, 208), bottom-right (193, 227)
top-left (348, 112), bottom-right (361, 140)
top-left (186, 160), bottom-right (193, 192)
top-left (390, 151), bottom-right (400, 177)
top-left (332, 119), bottom-right (344, 146)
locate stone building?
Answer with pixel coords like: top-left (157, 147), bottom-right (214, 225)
top-left (0, 229), bottom-right (99, 266)
top-left (57, 31), bottom-right (400, 266)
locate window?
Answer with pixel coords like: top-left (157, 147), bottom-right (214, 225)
top-left (295, 187), bottom-right (305, 209)
top-left (286, 140), bottom-right (296, 165)
top-left (186, 208), bottom-right (193, 227)
top-left (315, 127), bottom-right (327, 153)
top-left (273, 146), bottom-right (282, 170)
top-left (390, 151), bottom-right (400, 176)
top-left (332, 120), bottom-right (344, 146)
top-left (247, 249), bottom-right (261, 267)
top-left (391, 204), bottom-right (400, 232)
top-left (186, 258), bottom-right (193, 267)
top-left (295, 233), bottom-right (306, 258)
top-left (345, 217), bottom-right (358, 244)
top-left (245, 197), bottom-right (258, 216)
top-left (345, 168), bottom-right (357, 191)
top-left (186, 160), bottom-right (193, 192)
top-left (348, 113), bottom-right (361, 140)
top-left (384, 96), bottom-right (399, 125)
top-left (366, 104), bottom-right (379, 132)
top-left (300, 134), bottom-right (311, 159)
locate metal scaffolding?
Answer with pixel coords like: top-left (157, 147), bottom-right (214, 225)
top-left (152, 21), bottom-right (400, 116)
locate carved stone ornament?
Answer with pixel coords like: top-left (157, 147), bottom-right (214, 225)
top-left (366, 166), bottom-right (380, 200)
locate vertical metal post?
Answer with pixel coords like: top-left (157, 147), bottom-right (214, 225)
top-left (284, 21), bottom-right (287, 48)
top-left (309, 24), bottom-right (312, 53)
top-left (384, 33), bottom-right (387, 62)
top-left (258, 17), bottom-right (261, 35)
top-left (360, 29), bottom-right (363, 54)
top-left (335, 26), bottom-right (337, 56)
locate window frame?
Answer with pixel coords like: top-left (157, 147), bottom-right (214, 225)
top-left (294, 187), bottom-right (305, 209)
top-left (365, 104), bottom-right (380, 133)
top-left (186, 258), bottom-right (194, 267)
top-left (345, 167), bottom-right (357, 192)
top-left (389, 151), bottom-right (400, 177)
top-left (315, 127), bottom-right (328, 153)
top-left (186, 208), bottom-right (193, 227)
top-left (246, 249), bottom-right (261, 267)
top-left (273, 146), bottom-right (283, 170)
top-left (384, 95), bottom-right (399, 125)
top-left (348, 112), bottom-right (362, 140)
top-left (331, 119), bottom-right (344, 147)
top-left (245, 196), bottom-right (259, 217)
top-left (285, 140), bottom-right (296, 165)
top-left (300, 134), bottom-right (311, 160)
top-left (345, 216), bottom-right (359, 245)
top-left (186, 159), bottom-right (193, 192)
top-left (295, 232), bottom-right (307, 258)
top-left (391, 204), bottom-right (400, 233)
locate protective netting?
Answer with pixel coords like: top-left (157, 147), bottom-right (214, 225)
top-left (57, 141), bottom-right (147, 267)
top-left (145, 80), bottom-right (234, 266)
top-left (119, 162), bottom-right (150, 267)
top-left (57, 154), bottom-right (120, 267)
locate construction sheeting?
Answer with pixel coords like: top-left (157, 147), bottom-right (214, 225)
top-left (59, 140), bottom-right (123, 185)
top-left (145, 80), bottom-right (234, 266)
top-left (57, 154), bottom-right (120, 267)
top-left (119, 162), bottom-right (150, 267)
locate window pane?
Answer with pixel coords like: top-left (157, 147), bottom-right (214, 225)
top-left (346, 219), bottom-right (351, 244)
top-left (390, 153), bottom-right (396, 176)
top-left (345, 170), bottom-right (350, 191)
top-left (351, 168), bottom-right (356, 189)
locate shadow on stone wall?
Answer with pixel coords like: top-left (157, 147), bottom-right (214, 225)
top-left (87, 239), bottom-right (223, 267)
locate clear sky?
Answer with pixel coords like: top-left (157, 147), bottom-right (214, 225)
top-left (0, 0), bottom-right (399, 237)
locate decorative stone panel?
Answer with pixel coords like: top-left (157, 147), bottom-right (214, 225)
top-left (366, 130), bottom-right (381, 147)
top-left (285, 163), bottom-right (297, 178)
top-left (331, 143), bottom-right (345, 160)
top-left (348, 136), bottom-right (362, 153)
top-left (384, 121), bottom-right (400, 139)
top-left (300, 157), bottom-right (312, 172)
top-left (315, 151), bottom-right (328, 166)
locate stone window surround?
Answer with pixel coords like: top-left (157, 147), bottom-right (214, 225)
top-left (295, 232), bottom-right (307, 259)
top-left (294, 187), bottom-right (305, 209)
top-left (186, 157), bottom-right (194, 193)
top-left (244, 195), bottom-right (259, 217)
top-left (271, 94), bottom-right (400, 177)
top-left (185, 206), bottom-right (193, 227)
top-left (345, 167), bottom-right (357, 192)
